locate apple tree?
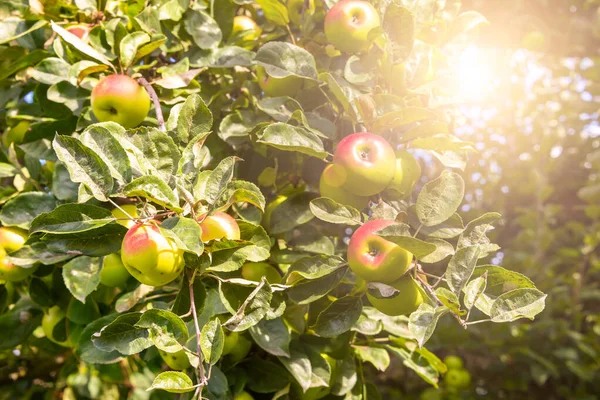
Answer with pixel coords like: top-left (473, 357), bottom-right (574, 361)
top-left (0, 0), bottom-right (547, 398)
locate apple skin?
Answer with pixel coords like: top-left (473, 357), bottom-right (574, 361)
top-left (2, 121), bottom-right (30, 148)
top-left (198, 212), bottom-right (240, 242)
top-left (287, 0), bottom-right (316, 25)
top-left (66, 24), bottom-right (91, 41)
top-left (262, 195), bottom-right (287, 233)
top-left (0, 227), bottom-right (27, 253)
top-left (120, 223), bottom-right (185, 287)
top-left (0, 247), bottom-right (37, 282)
top-left (111, 205), bottom-right (139, 229)
top-left (241, 262), bottom-right (281, 284)
top-left (100, 253), bottom-right (131, 287)
top-left (319, 164), bottom-right (370, 210)
top-left (324, 0), bottom-right (381, 53)
top-left (444, 368), bottom-right (471, 388)
top-left (231, 16), bottom-right (262, 46)
top-left (228, 334), bottom-right (252, 364)
top-left (91, 75), bottom-right (151, 129)
top-left (222, 331), bottom-right (239, 356)
top-left (234, 391), bottom-right (254, 400)
top-left (159, 349), bottom-right (191, 370)
top-left (366, 275), bottom-right (423, 316)
top-left (347, 219), bottom-right (412, 284)
top-left (384, 151), bottom-right (421, 200)
top-left (42, 306), bottom-right (70, 347)
top-left (256, 66), bottom-right (303, 98)
top-left (333, 132), bottom-right (396, 197)
top-left (444, 355), bottom-right (464, 370)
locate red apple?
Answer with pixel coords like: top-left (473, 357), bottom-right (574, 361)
top-left (333, 132), bottom-right (396, 196)
top-left (91, 75), bottom-right (151, 129)
top-left (319, 164), bottom-right (370, 210)
top-left (347, 219), bottom-right (412, 283)
top-left (324, 0), bottom-right (381, 53)
top-left (67, 24), bottom-right (91, 41)
top-left (198, 212), bottom-right (241, 242)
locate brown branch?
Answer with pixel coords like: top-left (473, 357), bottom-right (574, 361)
top-left (137, 77), bottom-right (165, 132)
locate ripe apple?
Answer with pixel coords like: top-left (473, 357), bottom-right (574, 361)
top-left (66, 24), bottom-right (91, 41)
top-left (234, 392), bottom-right (254, 400)
top-left (0, 227), bottom-right (27, 252)
top-left (347, 219), bottom-right (412, 283)
top-left (241, 262), bottom-right (281, 284)
top-left (319, 164), bottom-right (370, 210)
top-left (324, 0), bottom-right (381, 53)
top-left (100, 253), bottom-right (131, 287)
top-left (120, 223), bottom-right (185, 287)
top-left (230, 16), bottom-right (262, 47)
top-left (384, 151), bottom-right (421, 200)
top-left (333, 132), bottom-right (396, 196)
top-left (42, 306), bottom-right (70, 347)
top-left (256, 66), bottom-right (303, 98)
top-left (198, 212), bottom-right (240, 242)
top-left (0, 248), bottom-right (37, 282)
top-left (2, 121), bottom-right (30, 148)
top-left (287, 0), bottom-right (316, 25)
top-left (91, 75), bottom-right (151, 129)
top-left (366, 275), bottom-right (423, 316)
top-left (159, 349), bottom-right (191, 370)
top-left (111, 204), bottom-right (139, 229)
top-left (262, 195), bottom-right (287, 232)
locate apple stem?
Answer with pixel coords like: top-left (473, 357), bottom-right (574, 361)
top-left (188, 270), bottom-right (208, 392)
top-left (285, 24), bottom-right (297, 46)
top-left (137, 77), bottom-right (165, 132)
top-left (415, 273), bottom-right (468, 329)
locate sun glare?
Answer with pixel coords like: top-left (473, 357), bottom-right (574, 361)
top-left (452, 46), bottom-right (496, 102)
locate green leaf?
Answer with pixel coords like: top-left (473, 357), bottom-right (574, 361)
top-left (160, 217), bottom-right (204, 256)
top-left (148, 371), bottom-right (196, 393)
top-left (115, 285), bottom-right (155, 313)
top-left (420, 238), bottom-right (454, 263)
top-left (122, 176), bottom-right (181, 211)
top-left (76, 314), bottom-right (122, 364)
top-left (184, 9), bottom-right (222, 49)
top-left (278, 344), bottom-right (312, 393)
top-left (43, 223), bottom-right (126, 257)
top-left (457, 212), bottom-right (502, 256)
top-left (194, 156), bottom-right (238, 204)
top-left (176, 94), bottom-right (213, 143)
top-left (255, 0), bottom-right (289, 25)
top-left (172, 274), bottom-right (206, 317)
top-left (53, 135), bottom-right (114, 202)
top-left (50, 21), bottom-right (114, 67)
top-left (62, 256), bottom-right (102, 303)
top-left (92, 312), bottom-right (152, 355)
top-left (445, 245), bottom-right (481, 295)
top-left (383, 4), bottom-right (415, 62)
top-left (464, 273), bottom-right (487, 311)
top-left (287, 267), bottom-right (347, 305)
top-left (258, 123), bottom-right (327, 159)
top-left (490, 288), bottom-right (547, 322)
top-left (286, 255), bottom-right (346, 283)
top-left (372, 107), bottom-right (436, 133)
top-left (309, 198), bottom-right (364, 226)
top-left (221, 278), bottom-right (273, 331)
top-left (246, 358), bottom-right (291, 393)
top-left (119, 32), bottom-right (150, 69)
top-left (213, 180), bottom-right (266, 212)
top-left (330, 355), bottom-right (357, 396)
top-left (257, 96), bottom-right (303, 122)
top-left (6, 242), bottom-right (73, 266)
top-left (200, 318), bottom-right (224, 365)
top-left (408, 207), bottom-right (464, 238)
top-left (81, 124), bottom-right (132, 184)
top-left (0, 192), bottom-right (56, 229)
top-left (29, 57), bottom-right (70, 85)
top-left (408, 304), bottom-right (448, 347)
top-left (312, 296), bottom-right (362, 338)
top-left (375, 224), bottom-right (438, 259)
top-left (0, 19), bottom-right (48, 45)
top-left (29, 278), bottom-right (54, 307)
top-left (249, 317), bottom-right (291, 357)
top-left (435, 287), bottom-right (461, 315)
top-left (137, 309), bottom-right (189, 353)
top-left (268, 192), bottom-right (316, 235)
top-left (0, 299), bottom-right (42, 351)
top-left (354, 346), bottom-right (390, 372)
top-left (416, 171), bottom-right (465, 227)
top-left (255, 42), bottom-right (317, 80)
top-left (177, 131), bottom-right (211, 183)
top-left (30, 204), bottom-right (114, 235)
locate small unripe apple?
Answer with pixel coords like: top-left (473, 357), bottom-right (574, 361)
top-left (444, 368), bottom-right (471, 388)
top-left (198, 212), bottom-right (241, 242)
top-left (347, 219), bottom-right (412, 283)
top-left (287, 0), bottom-right (316, 25)
top-left (2, 121), bottom-right (30, 148)
top-left (234, 391), bottom-right (254, 400)
top-left (66, 24), bottom-right (91, 41)
top-left (0, 248), bottom-right (37, 282)
top-left (121, 223), bottom-right (185, 287)
top-left (228, 334), bottom-right (252, 364)
top-left (319, 164), bottom-right (370, 210)
top-left (241, 262), bottom-right (281, 284)
top-left (262, 195), bottom-right (287, 233)
top-left (256, 66), bottom-right (303, 98)
top-left (100, 253), bottom-right (131, 287)
top-left (366, 276), bottom-right (423, 316)
top-left (159, 349), bottom-right (191, 370)
top-left (324, 0), bottom-right (381, 53)
top-left (91, 75), bottom-right (151, 129)
top-left (42, 306), bottom-right (70, 347)
top-left (333, 132), bottom-right (396, 197)
top-left (444, 355), bottom-right (464, 370)
top-left (231, 16), bottom-right (262, 47)
top-left (222, 331), bottom-right (239, 356)
top-left (384, 151), bottom-right (421, 200)
top-left (111, 205), bottom-right (139, 229)
top-left (0, 227), bottom-right (27, 252)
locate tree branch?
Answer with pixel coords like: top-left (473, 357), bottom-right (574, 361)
top-left (188, 270), bottom-right (208, 396)
top-left (137, 77), bottom-right (165, 132)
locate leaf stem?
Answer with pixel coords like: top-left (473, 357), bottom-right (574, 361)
top-left (465, 318), bottom-right (491, 326)
top-left (137, 77), bottom-right (165, 132)
top-left (107, 198), bottom-right (136, 221)
top-left (415, 274), bottom-right (467, 329)
top-left (286, 24), bottom-right (297, 46)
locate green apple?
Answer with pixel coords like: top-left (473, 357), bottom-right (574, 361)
top-left (366, 275), bottom-right (423, 316)
top-left (256, 66), bottom-right (303, 98)
top-left (2, 121), bottom-right (30, 148)
top-left (444, 368), bottom-right (471, 388)
top-left (222, 331), bottom-right (239, 356)
top-left (319, 164), bottom-right (370, 210)
top-left (234, 391), bottom-right (254, 400)
top-left (111, 204), bottom-right (139, 229)
top-left (384, 151), bottom-right (421, 200)
top-left (241, 262), bottom-right (281, 284)
top-left (91, 75), bottom-right (151, 129)
top-left (230, 16), bottom-right (262, 48)
top-left (287, 0), bottom-right (316, 25)
top-left (262, 195), bottom-right (287, 233)
top-left (198, 212), bottom-right (241, 242)
top-left (348, 219), bottom-right (412, 283)
top-left (444, 355), bottom-right (464, 370)
top-left (100, 253), bottom-right (131, 287)
top-left (228, 334), bottom-right (252, 364)
top-left (0, 226), bottom-right (27, 253)
top-left (333, 132), bottom-right (396, 197)
top-left (120, 223), bottom-right (184, 287)
top-left (420, 388), bottom-right (442, 400)
top-left (0, 247), bottom-right (37, 282)
top-left (42, 306), bottom-right (70, 347)
top-left (324, 0), bottom-right (381, 53)
top-left (159, 349), bottom-right (191, 370)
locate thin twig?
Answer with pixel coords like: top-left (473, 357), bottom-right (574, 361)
top-left (415, 274), bottom-right (467, 329)
top-left (465, 318), bottom-right (491, 326)
top-left (188, 270), bottom-right (208, 396)
top-left (107, 198), bottom-right (136, 221)
top-left (285, 24), bottom-right (297, 46)
top-left (413, 222), bottom-right (424, 238)
top-left (137, 77), bottom-right (165, 132)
